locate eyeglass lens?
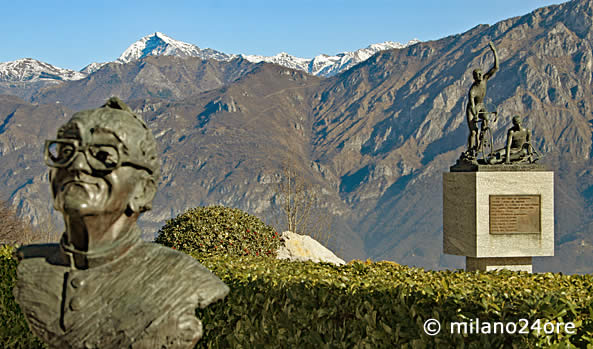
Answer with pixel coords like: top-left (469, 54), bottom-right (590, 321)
top-left (46, 140), bottom-right (120, 170)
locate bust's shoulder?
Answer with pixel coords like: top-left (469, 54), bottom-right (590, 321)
top-left (15, 243), bottom-right (69, 272)
top-left (16, 243), bottom-right (59, 259)
top-left (130, 242), bottom-right (230, 307)
top-left (132, 242), bottom-right (201, 268)
top-left (13, 244), bottom-right (67, 323)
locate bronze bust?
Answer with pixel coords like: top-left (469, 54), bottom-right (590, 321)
top-left (13, 97), bottom-right (228, 348)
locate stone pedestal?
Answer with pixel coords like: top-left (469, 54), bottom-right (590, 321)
top-left (443, 164), bottom-right (554, 273)
top-left (466, 257), bottom-right (533, 272)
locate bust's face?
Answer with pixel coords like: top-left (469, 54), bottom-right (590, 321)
top-left (49, 122), bottom-right (140, 218)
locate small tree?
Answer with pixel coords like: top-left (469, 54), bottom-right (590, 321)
top-left (35, 218), bottom-right (61, 244)
top-left (0, 200), bottom-right (34, 245)
top-left (272, 159), bottom-right (332, 245)
top-left (0, 199), bottom-right (60, 245)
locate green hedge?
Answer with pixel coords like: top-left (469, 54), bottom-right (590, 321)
top-left (2, 245), bottom-right (592, 348)
top-left (194, 255), bottom-right (593, 348)
top-left (0, 245), bottom-right (46, 349)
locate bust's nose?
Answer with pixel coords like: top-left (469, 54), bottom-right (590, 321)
top-left (68, 151), bottom-right (92, 174)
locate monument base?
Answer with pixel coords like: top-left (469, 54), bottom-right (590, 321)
top-left (443, 170), bottom-right (554, 258)
top-left (466, 256), bottom-right (532, 273)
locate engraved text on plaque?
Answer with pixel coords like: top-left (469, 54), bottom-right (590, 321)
top-left (489, 195), bottom-right (541, 234)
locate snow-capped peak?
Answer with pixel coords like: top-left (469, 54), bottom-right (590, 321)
top-left (116, 32), bottom-right (236, 64)
top-left (0, 58), bottom-right (86, 82)
top-left (242, 51), bottom-right (311, 72)
top-left (242, 39), bottom-right (420, 77)
top-left (367, 40), bottom-right (420, 52)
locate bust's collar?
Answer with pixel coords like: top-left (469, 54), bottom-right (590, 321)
top-left (59, 226), bottom-right (142, 269)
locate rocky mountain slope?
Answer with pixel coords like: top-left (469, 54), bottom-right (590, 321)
top-left (30, 56), bottom-right (258, 111)
top-left (1, 0), bottom-right (592, 273)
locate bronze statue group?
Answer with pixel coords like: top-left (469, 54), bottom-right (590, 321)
top-left (462, 42), bottom-right (541, 165)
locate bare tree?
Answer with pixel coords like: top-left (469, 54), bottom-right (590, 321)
top-left (1, 200), bottom-right (33, 245)
top-left (35, 218), bottom-right (62, 244)
top-left (272, 158), bottom-right (333, 245)
top-left (0, 199), bottom-right (60, 245)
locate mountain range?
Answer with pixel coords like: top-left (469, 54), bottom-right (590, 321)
top-left (1, 0), bottom-right (592, 274)
top-left (1, 31), bottom-right (418, 81)
top-left (0, 32), bottom-right (417, 104)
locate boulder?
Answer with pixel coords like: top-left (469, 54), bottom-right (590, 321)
top-left (276, 231), bottom-right (345, 265)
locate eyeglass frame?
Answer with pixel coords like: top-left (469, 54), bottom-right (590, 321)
top-left (44, 138), bottom-right (154, 174)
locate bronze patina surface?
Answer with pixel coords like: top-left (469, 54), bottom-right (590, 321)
top-left (464, 41), bottom-right (498, 160)
top-left (487, 115), bottom-right (540, 165)
top-left (13, 97), bottom-right (229, 349)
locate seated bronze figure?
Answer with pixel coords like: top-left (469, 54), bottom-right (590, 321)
top-left (13, 97), bottom-right (228, 349)
top-left (488, 115), bottom-right (539, 164)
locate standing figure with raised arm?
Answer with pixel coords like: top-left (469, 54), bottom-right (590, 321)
top-left (465, 42), bottom-right (499, 158)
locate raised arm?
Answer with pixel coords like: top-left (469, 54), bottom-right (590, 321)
top-left (484, 42), bottom-right (499, 80)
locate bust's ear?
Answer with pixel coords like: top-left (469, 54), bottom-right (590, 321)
top-left (128, 177), bottom-right (157, 214)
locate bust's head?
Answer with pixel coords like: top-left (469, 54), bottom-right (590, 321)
top-left (45, 97), bottom-right (160, 220)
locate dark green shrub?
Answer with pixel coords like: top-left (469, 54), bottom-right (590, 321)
top-left (0, 245), bottom-right (46, 348)
top-left (154, 205), bottom-right (282, 257)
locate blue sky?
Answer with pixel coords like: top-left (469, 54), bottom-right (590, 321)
top-left (2, 0), bottom-right (564, 71)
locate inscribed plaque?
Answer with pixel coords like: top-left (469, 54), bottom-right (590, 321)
top-left (489, 195), bottom-right (541, 234)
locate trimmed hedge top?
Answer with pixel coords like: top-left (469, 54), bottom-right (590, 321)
top-left (193, 254), bottom-right (593, 348)
top-left (154, 205), bottom-right (283, 257)
top-left (2, 245), bottom-right (592, 347)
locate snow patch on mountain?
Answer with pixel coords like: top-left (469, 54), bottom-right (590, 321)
top-left (0, 58), bottom-right (86, 82)
top-left (243, 39), bottom-right (420, 77)
top-left (80, 62), bottom-right (108, 75)
top-left (242, 52), bottom-right (310, 72)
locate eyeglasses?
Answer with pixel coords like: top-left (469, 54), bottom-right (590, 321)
top-left (44, 139), bottom-right (153, 174)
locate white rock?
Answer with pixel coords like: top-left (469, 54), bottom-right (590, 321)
top-left (276, 231), bottom-right (345, 265)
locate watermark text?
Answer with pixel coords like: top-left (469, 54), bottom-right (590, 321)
top-left (423, 318), bottom-right (575, 336)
